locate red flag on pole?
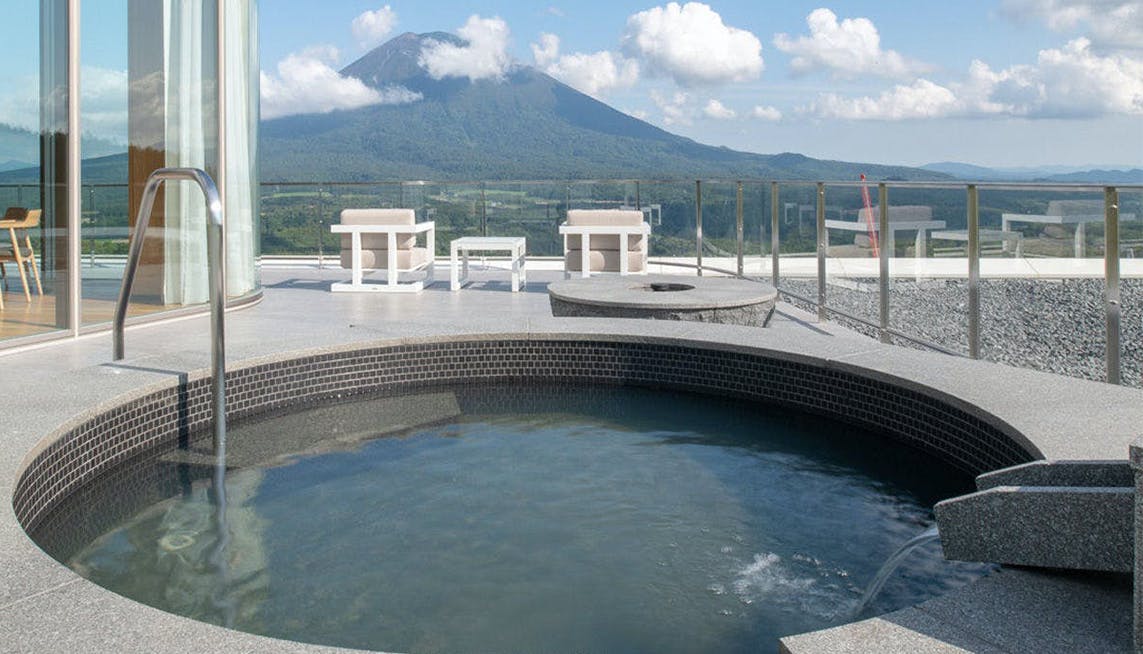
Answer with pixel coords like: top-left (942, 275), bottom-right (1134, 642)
top-left (859, 174), bottom-right (880, 258)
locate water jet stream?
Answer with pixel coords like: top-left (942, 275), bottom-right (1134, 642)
top-left (852, 525), bottom-right (940, 620)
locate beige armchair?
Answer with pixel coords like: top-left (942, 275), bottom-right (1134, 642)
top-left (330, 209), bottom-right (435, 292)
top-left (559, 209), bottom-right (650, 278)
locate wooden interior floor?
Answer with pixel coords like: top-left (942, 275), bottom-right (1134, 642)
top-left (0, 286), bottom-right (171, 340)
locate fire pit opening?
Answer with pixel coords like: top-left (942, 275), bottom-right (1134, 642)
top-left (646, 282), bottom-right (695, 292)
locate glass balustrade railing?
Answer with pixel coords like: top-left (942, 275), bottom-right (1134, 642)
top-left (3, 178), bottom-right (1140, 387)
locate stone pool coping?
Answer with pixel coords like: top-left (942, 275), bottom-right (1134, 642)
top-left (2, 269), bottom-right (1139, 653)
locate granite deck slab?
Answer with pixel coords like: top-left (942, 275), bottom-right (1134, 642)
top-left (781, 568), bottom-right (1132, 654)
top-left (1, 267), bottom-right (1138, 653)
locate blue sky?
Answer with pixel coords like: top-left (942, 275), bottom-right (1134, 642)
top-left (1, 1), bottom-right (1140, 169)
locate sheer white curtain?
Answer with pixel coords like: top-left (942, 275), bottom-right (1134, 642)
top-left (160, 0), bottom-right (256, 305)
top-left (224, 0), bottom-right (257, 298)
top-left (162, 0), bottom-right (212, 305)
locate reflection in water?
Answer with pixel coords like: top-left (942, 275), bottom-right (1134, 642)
top-left (72, 468), bottom-right (268, 630)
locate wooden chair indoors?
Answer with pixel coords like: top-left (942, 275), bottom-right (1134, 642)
top-left (0, 207), bottom-right (45, 302)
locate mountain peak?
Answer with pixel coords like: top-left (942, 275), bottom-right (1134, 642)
top-left (340, 31), bottom-right (465, 88)
top-left (261, 32), bottom-right (949, 182)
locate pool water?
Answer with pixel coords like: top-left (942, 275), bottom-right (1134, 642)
top-left (63, 384), bottom-right (987, 653)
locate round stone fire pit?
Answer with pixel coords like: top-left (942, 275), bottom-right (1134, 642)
top-left (549, 274), bottom-right (778, 327)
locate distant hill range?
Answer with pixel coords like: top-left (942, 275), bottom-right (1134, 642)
top-left (259, 32), bottom-right (945, 183)
top-left (0, 122), bottom-right (125, 181)
top-left (922, 161), bottom-right (1143, 184)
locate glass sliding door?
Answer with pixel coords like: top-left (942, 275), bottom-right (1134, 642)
top-left (0, 0), bottom-right (73, 341)
top-left (78, 0), bottom-right (133, 325)
top-left (80, 0), bottom-right (260, 327)
top-left (1, 0), bottom-right (260, 346)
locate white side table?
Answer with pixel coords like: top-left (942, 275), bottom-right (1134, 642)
top-left (450, 236), bottom-right (527, 292)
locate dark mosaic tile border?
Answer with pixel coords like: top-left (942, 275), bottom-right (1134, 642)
top-left (13, 338), bottom-right (1035, 537)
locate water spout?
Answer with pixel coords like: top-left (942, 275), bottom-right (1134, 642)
top-left (852, 525), bottom-right (940, 620)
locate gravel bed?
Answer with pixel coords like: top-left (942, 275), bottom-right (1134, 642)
top-left (779, 277), bottom-right (1143, 388)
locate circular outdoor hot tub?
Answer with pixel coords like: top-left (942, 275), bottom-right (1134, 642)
top-left (12, 335), bottom-right (1037, 653)
top-left (549, 275), bottom-right (779, 326)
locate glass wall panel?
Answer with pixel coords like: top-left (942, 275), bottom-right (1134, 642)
top-left (78, 0), bottom-right (133, 325)
top-left (773, 182), bottom-right (819, 302)
top-left (886, 186), bottom-right (969, 354)
top-left (0, 0), bottom-right (71, 341)
top-left (1120, 189), bottom-right (1143, 388)
top-left (979, 188), bottom-right (1113, 381)
top-left (631, 180), bottom-right (694, 270)
top-left (741, 181), bottom-right (771, 280)
top-left (821, 181), bottom-right (878, 329)
top-left (699, 180), bottom-right (739, 277)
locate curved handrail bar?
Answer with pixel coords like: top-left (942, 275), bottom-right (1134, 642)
top-left (113, 167), bottom-right (227, 453)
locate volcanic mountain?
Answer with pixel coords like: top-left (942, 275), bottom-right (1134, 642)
top-left (259, 32), bottom-right (944, 182)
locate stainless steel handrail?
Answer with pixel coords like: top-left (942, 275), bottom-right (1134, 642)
top-left (113, 167), bottom-right (227, 453)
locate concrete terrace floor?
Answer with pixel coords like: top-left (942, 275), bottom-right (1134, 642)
top-left (1, 263), bottom-right (1139, 653)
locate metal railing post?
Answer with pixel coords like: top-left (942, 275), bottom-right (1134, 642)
top-left (771, 182), bottom-right (779, 287)
top-left (480, 183), bottom-right (487, 237)
top-left (1106, 186), bottom-right (1121, 385)
top-left (635, 180), bottom-right (641, 210)
top-left (114, 168), bottom-right (227, 454)
top-left (878, 184), bottom-right (890, 343)
top-left (87, 185), bottom-right (96, 267)
top-left (968, 185), bottom-right (981, 359)
top-left (736, 181), bottom-right (744, 277)
top-left (817, 182), bottom-right (827, 321)
top-left (316, 185), bottom-right (325, 269)
top-left (696, 179), bottom-right (703, 277)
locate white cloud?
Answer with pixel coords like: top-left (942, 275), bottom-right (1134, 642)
top-left (651, 90), bottom-right (693, 125)
top-left (1001, 0), bottom-right (1143, 51)
top-left (804, 37), bottom-right (1143, 120)
top-left (0, 81), bottom-right (39, 133)
top-left (964, 38), bottom-right (1143, 117)
top-left (261, 46), bottom-right (421, 120)
top-left (82, 66), bottom-right (130, 143)
top-left (420, 15), bottom-right (513, 82)
top-left (810, 79), bottom-right (958, 120)
top-left (0, 66), bottom-right (130, 144)
top-left (546, 6), bottom-right (565, 17)
top-left (751, 105), bottom-right (782, 121)
top-left (531, 33), bottom-right (560, 68)
top-left (352, 5), bottom-right (398, 50)
top-left (703, 99), bottom-right (736, 119)
top-left (531, 33), bottom-right (639, 97)
top-left (623, 2), bottom-right (763, 87)
top-left (546, 51), bottom-right (640, 97)
top-left (773, 8), bottom-right (929, 79)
